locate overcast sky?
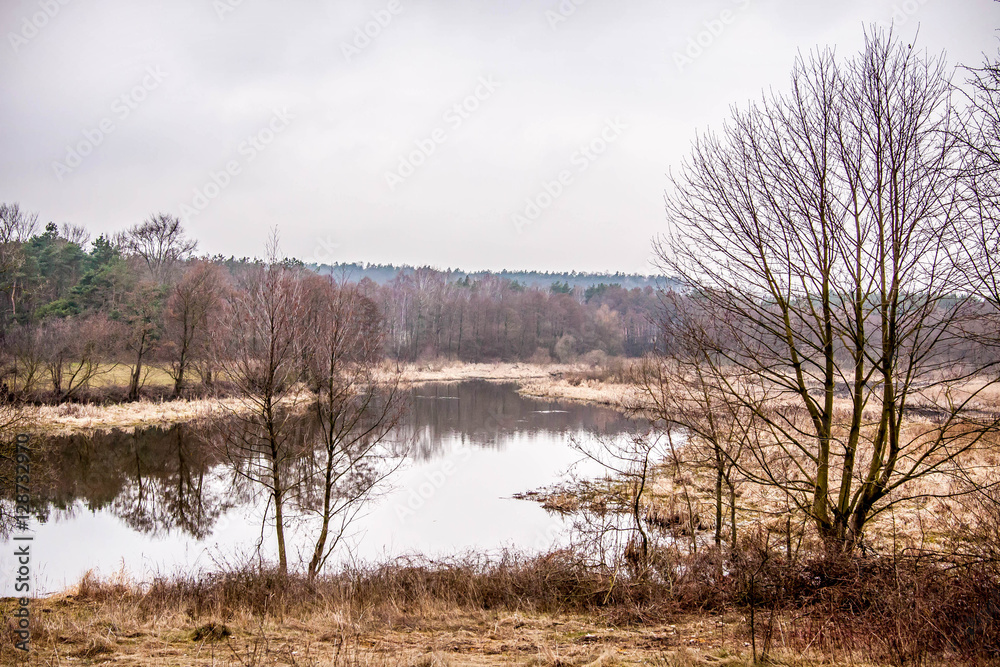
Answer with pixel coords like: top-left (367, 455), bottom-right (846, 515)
top-left (1, 0), bottom-right (997, 273)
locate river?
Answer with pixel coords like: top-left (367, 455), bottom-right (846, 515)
top-left (0, 381), bottom-right (639, 595)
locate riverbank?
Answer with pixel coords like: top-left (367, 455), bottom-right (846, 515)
top-left (23, 361), bottom-right (635, 433)
top-left (2, 551), bottom-right (961, 667)
top-left (405, 360), bottom-right (639, 408)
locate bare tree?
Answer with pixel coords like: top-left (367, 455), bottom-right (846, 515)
top-left (2, 314), bottom-right (114, 403)
top-left (41, 315), bottom-right (116, 402)
top-left (1, 323), bottom-right (45, 397)
top-left (654, 31), bottom-right (999, 551)
top-left (958, 52), bottom-right (1000, 339)
top-left (297, 275), bottom-right (406, 580)
top-left (0, 203), bottom-right (39, 323)
top-left (164, 261), bottom-right (227, 396)
top-left (0, 203), bottom-right (38, 244)
top-left (214, 235), bottom-right (303, 574)
top-left (59, 223), bottom-right (91, 247)
top-left (570, 429), bottom-right (671, 572)
top-left (122, 283), bottom-right (166, 401)
top-left (632, 301), bottom-right (751, 551)
top-left (122, 214), bottom-right (198, 284)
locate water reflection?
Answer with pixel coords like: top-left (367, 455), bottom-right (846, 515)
top-left (0, 382), bottom-right (639, 591)
top-left (403, 381), bottom-right (636, 459)
top-left (3, 423), bottom-right (235, 540)
top-left (3, 382), bottom-right (636, 541)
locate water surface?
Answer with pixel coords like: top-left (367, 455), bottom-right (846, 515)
top-left (0, 381), bottom-right (637, 595)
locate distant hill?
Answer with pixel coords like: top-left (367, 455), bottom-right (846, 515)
top-left (309, 262), bottom-right (675, 291)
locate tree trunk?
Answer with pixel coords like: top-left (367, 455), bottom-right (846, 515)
top-left (273, 485), bottom-right (287, 574)
top-left (307, 459), bottom-right (335, 581)
top-left (129, 352), bottom-right (143, 401)
top-left (269, 424), bottom-right (288, 575)
top-left (173, 328), bottom-right (189, 397)
top-left (173, 367), bottom-right (184, 397)
top-left (729, 482), bottom-right (737, 551)
top-left (714, 460), bottom-right (723, 548)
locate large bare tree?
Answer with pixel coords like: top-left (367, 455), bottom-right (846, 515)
top-left (653, 31), bottom-right (999, 551)
top-left (958, 52), bottom-right (1000, 340)
top-left (214, 237), bottom-right (304, 574)
top-left (122, 214), bottom-right (198, 284)
top-left (298, 275), bottom-right (405, 580)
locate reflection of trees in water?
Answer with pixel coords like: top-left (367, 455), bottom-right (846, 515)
top-left (110, 425), bottom-right (237, 539)
top-left (399, 381), bottom-right (638, 460)
top-left (5, 422), bottom-right (238, 540)
top-left (3, 382), bottom-right (642, 542)
top-left (210, 408), bottom-right (407, 544)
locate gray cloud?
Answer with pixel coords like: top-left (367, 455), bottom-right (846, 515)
top-left (1, 0), bottom-right (997, 272)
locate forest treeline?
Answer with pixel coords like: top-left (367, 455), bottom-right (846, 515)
top-left (0, 209), bottom-right (661, 401)
top-left (312, 262), bottom-right (664, 291)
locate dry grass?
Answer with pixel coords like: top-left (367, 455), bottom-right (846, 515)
top-left (398, 361), bottom-right (561, 384)
top-left (395, 360), bottom-right (641, 411)
top-left (514, 362), bottom-right (641, 409)
top-left (4, 549), bottom-right (971, 666)
top-left (23, 396), bottom-right (237, 434)
top-left (23, 387), bottom-right (326, 434)
top-left (83, 363), bottom-right (176, 389)
top-left (517, 377), bottom-right (637, 409)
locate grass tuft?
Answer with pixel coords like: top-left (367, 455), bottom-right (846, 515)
top-left (192, 621), bottom-right (232, 642)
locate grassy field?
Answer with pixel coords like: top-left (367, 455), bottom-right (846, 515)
top-left (1, 599), bottom-right (763, 666)
top-left (1, 554), bottom-right (939, 667)
top-left (84, 363), bottom-right (176, 389)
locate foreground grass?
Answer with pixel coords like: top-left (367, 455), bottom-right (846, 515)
top-left (4, 549), bottom-right (996, 666)
top-left (0, 597), bottom-right (894, 667)
top-left (0, 600), bottom-right (776, 667)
